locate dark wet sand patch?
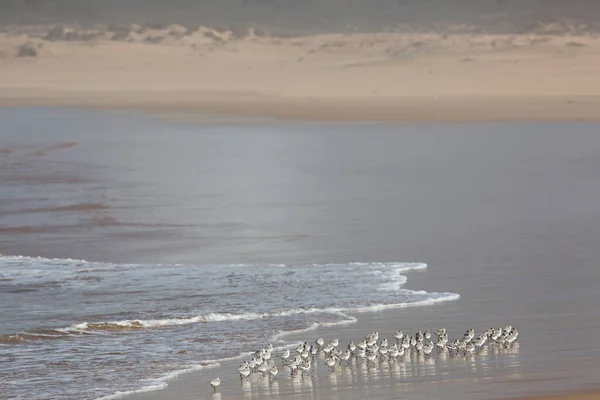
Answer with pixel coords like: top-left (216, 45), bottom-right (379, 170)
top-left (4, 174), bottom-right (88, 184)
top-left (24, 202), bottom-right (111, 213)
top-left (26, 142), bottom-right (78, 157)
top-left (46, 142), bottom-right (78, 151)
top-left (0, 226), bottom-right (66, 234)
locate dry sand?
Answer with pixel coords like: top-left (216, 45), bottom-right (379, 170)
top-left (1, 24), bottom-right (600, 121)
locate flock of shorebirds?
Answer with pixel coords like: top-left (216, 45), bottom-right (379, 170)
top-left (208, 325), bottom-right (519, 392)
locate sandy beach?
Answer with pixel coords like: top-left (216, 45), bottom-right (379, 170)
top-left (2, 12), bottom-right (600, 400)
top-left (2, 24), bottom-right (600, 121)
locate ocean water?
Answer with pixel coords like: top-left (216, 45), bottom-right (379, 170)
top-left (0, 256), bottom-right (457, 400)
top-left (3, 108), bottom-right (600, 400)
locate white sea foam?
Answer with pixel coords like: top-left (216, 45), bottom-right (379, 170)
top-left (94, 382), bottom-right (169, 400)
top-left (94, 362), bottom-right (220, 400)
top-left (50, 287), bottom-right (458, 335)
top-left (3, 254), bottom-right (459, 400)
top-left (56, 298), bottom-right (457, 333)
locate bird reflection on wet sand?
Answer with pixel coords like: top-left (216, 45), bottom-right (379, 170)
top-left (230, 325), bottom-right (521, 398)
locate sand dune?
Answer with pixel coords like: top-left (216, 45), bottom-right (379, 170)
top-left (1, 24), bottom-right (600, 121)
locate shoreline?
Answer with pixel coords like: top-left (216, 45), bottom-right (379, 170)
top-left (119, 302), bottom-right (600, 400)
top-left (2, 94), bottom-right (600, 123)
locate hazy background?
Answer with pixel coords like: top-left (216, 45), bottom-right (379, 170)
top-left (1, 0), bottom-right (600, 34)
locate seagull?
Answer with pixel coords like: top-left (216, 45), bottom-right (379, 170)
top-left (210, 377), bottom-right (220, 391)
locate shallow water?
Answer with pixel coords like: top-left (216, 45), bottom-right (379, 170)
top-left (0, 256), bottom-right (457, 400)
top-left (2, 108), bottom-right (600, 399)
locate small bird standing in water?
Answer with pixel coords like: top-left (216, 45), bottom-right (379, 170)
top-left (209, 377), bottom-right (220, 391)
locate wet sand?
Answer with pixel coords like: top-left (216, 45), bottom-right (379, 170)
top-left (2, 109), bottom-right (600, 400)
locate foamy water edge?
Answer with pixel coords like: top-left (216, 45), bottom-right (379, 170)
top-left (0, 254), bottom-right (459, 400)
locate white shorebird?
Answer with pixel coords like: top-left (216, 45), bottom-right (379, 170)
top-left (401, 336), bottom-right (411, 350)
top-left (423, 341), bottom-right (434, 355)
top-left (325, 356), bottom-right (337, 371)
top-left (437, 333), bottom-right (448, 348)
top-left (340, 349), bottom-right (352, 364)
top-left (268, 365), bottom-right (278, 380)
top-left (298, 359), bottom-right (311, 374)
top-left (397, 345), bottom-right (405, 357)
top-left (238, 365), bottom-right (251, 379)
top-left (464, 343), bottom-right (476, 355)
top-left (209, 377), bottom-right (220, 391)
top-left (378, 346), bottom-right (388, 358)
top-left (257, 361), bottom-right (269, 375)
top-left (415, 339), bottom-right (424, 352)
top-left (348, 341), bottom-right (356, 352)
top-left (474, 334), bottom-right (487, 348)
top-left (367, 335), bottom-right (377, 347)
top-left (464, 329), bottom-right (475, 342)
top-left (410, 337), bottom-right (417, 347)
top-left (490, 328), bottom-right (502, 342)
top-left (232, 325), bottom-right (519, 380)
top-left (365, 350), bottom-right (377, 365)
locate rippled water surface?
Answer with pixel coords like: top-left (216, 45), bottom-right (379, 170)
top-left (0, 256), bottom-right (457, 400)
top-left (3, 109), bottom-right (600, 400)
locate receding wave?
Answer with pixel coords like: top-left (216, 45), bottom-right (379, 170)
top-left (4, 292), bottom-right (459, 343)
top-left (1, 253), bottom-right (459, 400)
